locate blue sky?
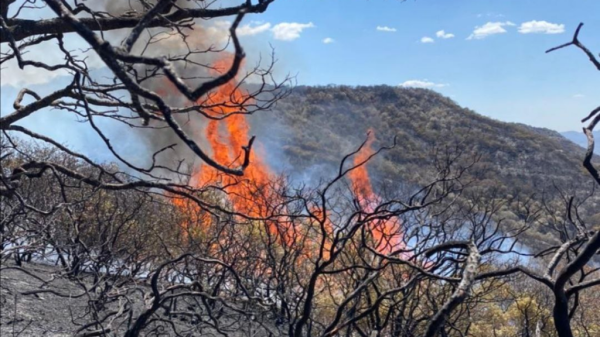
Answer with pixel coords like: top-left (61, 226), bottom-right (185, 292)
top-left (240, 0), bottom-right (600, 131)
top-left (2, 0), bottom-right (599, 134)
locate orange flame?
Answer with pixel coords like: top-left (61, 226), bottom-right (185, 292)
top-left (168, 54), bottom-right (296, 248)
top-left (348, 130), bottom-right (403, 255)
top-left (167, 55), bottom-right (401, 261)
top-left (198, 56), bottom-right (271, 210)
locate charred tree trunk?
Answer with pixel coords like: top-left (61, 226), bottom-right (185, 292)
top-left (552, 291), bottom-right (573, 337)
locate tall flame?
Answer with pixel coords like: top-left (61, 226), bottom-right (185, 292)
top-left (198, 57), bottom-right (271, 211)
top-left (173, 54), bottom-right (297, 247)
top-left (347, 130), bottom-right (402, 255)
top-left (168, 56), bottom-right (401, 259)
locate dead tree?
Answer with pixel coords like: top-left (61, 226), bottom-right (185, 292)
top-left (1, 0), bottom-right (287, 204)
top-left (507, 22), bottom-right (600, 337)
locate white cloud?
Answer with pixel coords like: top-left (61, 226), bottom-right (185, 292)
top-left (271, 22), bottom-right (315, 41)
top-left (376, 26), bottom-right (397, 32)
top-left (467, 21), bottom-right (515, 40)
top-left (420, 37), bottom-right (435, 44)
top-left (518, 20), bottom-right (565, 34)
top-left (237, 22), bottom-right (272, 36)
top-left (477, 12), bottom-right (505, 18)
top-left (399, 80), bottom-right (448, 88)
top-left (322, 37), bottom-right (335, 44)
top-left (573, 94), bottom-right (585, 98)
top-left (436, 30), bottom-right (455, 39)
top-left (209, 20), bottom-right (314, 41)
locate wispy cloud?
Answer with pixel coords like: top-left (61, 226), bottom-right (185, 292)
top-left (467, 21), bottom-right (515, 40)
top-left (237, 22), bottom-right (272, 36)
top-left (322, 37), bottom-right (335, 44)
top-left (573, 94), bottom-right (585, 98)
top-left (271, 22), bottom-right (315, 41)
top-left (209, 20), bottom-right (314, 42)
top-left (421, 36), bottom-right (434, 44)
top-left (436, 30), bottom-right (455, 39)
top-left (518, 20), bottom-right (565, 34)
top-left (376, 26), bottom-right (397, 32)
top-left (477, 12), bottom-right (505, 18)
top-left (399, 80), bottom-right (448, 88)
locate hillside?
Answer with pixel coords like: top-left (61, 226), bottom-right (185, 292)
top-left (561, 130), bottom-right (600, 154)
top-left (253, 86), bottom-right (594, 189)
top-left (2, 86), bottom-right (599, 336)
top-left (251, 86), bottom-right (599, 243)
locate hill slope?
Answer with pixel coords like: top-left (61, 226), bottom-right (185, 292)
top-left (253, 85), bottom-right (595, 193)
top-left (561, 130), bottom-right (600, 154)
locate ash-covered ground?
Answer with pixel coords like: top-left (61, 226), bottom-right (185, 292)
top-left (0, 262), bottom-right (277, 336)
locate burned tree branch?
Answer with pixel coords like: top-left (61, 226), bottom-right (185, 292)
top-left (1, 1), bottom-right (276, 43)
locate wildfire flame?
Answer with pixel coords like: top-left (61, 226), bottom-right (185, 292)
top-left (168, 55), bottom-right (401, 257)
top-left (168, 54), bottom-right (296, 247)
top-left (347, 130), bottom-right (403, 255)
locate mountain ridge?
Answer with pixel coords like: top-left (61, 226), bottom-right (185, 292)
top-left (249, 85), bottom-right (599, 243)
top-left (252, 85), bottom-right (594, 185)
top-left (560, 130), bottom-right (600, 154)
